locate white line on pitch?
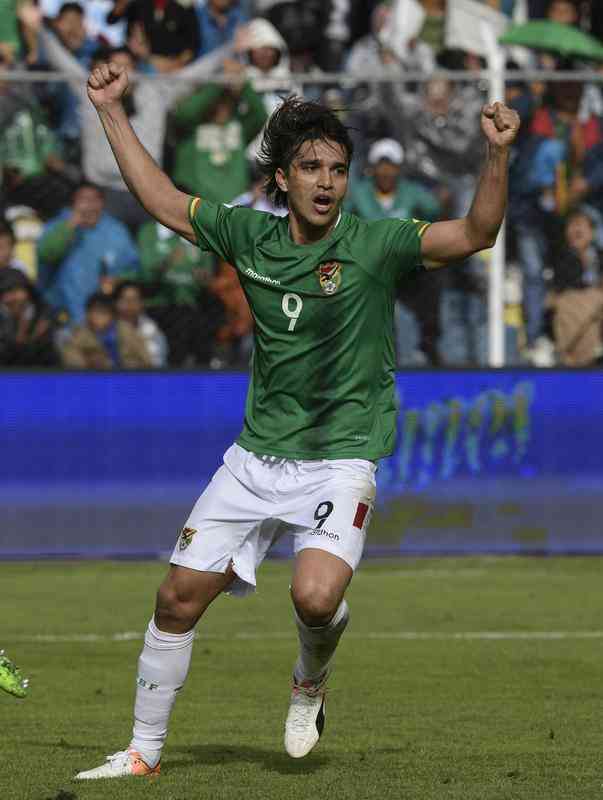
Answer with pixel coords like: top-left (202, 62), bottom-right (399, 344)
top-left (6, 631), bottom-right (603, 643)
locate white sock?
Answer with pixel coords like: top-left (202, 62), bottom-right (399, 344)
top-left (293, 600), bottom-right (349, 685)
top-left (129, 618), bottom-right (195, 767)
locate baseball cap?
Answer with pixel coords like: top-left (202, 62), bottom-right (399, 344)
top-left (368, 138), bottom-right (404, 166)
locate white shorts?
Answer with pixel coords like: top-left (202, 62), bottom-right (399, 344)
top-left (170, 443), bottom-right (377, 596)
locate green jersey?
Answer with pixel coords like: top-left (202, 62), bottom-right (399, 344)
top-left (189, 197), bottom-right (430, 461)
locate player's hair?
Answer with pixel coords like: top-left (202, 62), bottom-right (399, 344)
top-left (258, 96), bottom-right (354, 208)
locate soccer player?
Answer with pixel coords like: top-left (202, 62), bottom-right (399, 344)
top-left (0, 650), bottom-right (29, 698)
top-left (75, 62), bottom-right (520, 779)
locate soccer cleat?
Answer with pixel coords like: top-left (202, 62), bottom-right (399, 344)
top-left (284, 673), bottom-right (328, 758)
top-left (0, 650), bottom-right (29, 698)
top-left (74, 749), bottom-right (160, 780)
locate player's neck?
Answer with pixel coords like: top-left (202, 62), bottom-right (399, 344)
top-left (288, 210), bottom-right (342, 246)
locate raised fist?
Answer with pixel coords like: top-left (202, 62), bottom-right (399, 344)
top-left (87, 62), bottom-right (130, 110)
top-left (480, 102), bottom-right (521, 149)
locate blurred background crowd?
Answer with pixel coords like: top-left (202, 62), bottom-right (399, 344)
top-left (1, 0), bottom-right (603, 370)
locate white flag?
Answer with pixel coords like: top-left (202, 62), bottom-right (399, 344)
top-left (379, 0), bottom-right (426, 61)
top-left (445, 0), bottom-right (509, 59)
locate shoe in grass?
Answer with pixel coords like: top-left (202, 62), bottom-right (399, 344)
top-left (0, 650), bottom-right (29, 698)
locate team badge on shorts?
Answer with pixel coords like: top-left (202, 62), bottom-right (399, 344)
top-left (178, 527), bottom-right (197, 551)
top-left (317, 261), bottom-right (342, 295)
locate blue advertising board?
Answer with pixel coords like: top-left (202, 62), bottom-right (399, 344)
top-left (1, 371), bottom-right (602, 557)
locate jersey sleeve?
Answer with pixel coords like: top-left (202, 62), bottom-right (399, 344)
top-left (188, 197), bottom-right (263, 264)
top-left (381, 218), bottom-right (431, 286)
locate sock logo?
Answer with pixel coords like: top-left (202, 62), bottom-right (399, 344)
top-left (137, 677), bottom-right (159, 690)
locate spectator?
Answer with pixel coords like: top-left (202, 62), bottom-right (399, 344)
top-left (346, 138), bottom-right (440, 366)
top-left (417, 0), bottom-right (445, 57)
top-left (113, 279), bottom-right (168, 366)
top-left (21, 4), bottom-right (231, 229)
top-left (208, 259), bottom-right (253, 368)
top-left (32, 2), bottom-right (98, 161)
top-left (0, 267), bottom-right (59, 366)
top-left (255, 0), bottom-right (349, 72)
top-left (231, 163), bottom-right (288, 215)
top-left (61, 290), bottom-right (153, 368)
top-left (37, 181), bottom-right (139, 324)
top-left (346, 138), bottom-right (440, 221)
top-left (0, 219), bottom-right (28, 274)
top-left (137, 218), bottom-right (219, 365)
top-left (348, 0), bottom-right (382, 44)
top-left (107, 0), bottom-right (199, 71)
top-left (238, 17), bottom-right (293, 159)
top-left (511, 76), bottom-right (603, 363)
top-left (170, 58), bottom-right (268, 203)
top-left (549, 210), bottom-right (603, 366)
top-left (352, 1), bottom-right (434, 81)
top-left (0, 60), bottom-right (75, 220)
top-left (38, 0), bottom-right (127, 45)
top-left (243, 16), bottom-right (288, 81)
top-left (196, 0), bottom-right (247, 58)
top-left (546, 0), bottom-right (579, 26)
top-left (553, 209), bottom-right (602, 291)
top-left (382, 64), bottom-right (489, 365)
top-left (0, 0), bottom-right (23, 66)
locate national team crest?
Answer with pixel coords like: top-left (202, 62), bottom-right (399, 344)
top-left (178, 527), bottom-right (197, 551)
top-left (317, 261), bottom-right (342, 295)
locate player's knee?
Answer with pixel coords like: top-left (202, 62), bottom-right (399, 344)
top-left (291, 583), bottom-right (340, 627)
top-left (155, 580), bottom-right (200, 631)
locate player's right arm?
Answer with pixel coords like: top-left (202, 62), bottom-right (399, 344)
top-left (87, 62), bottom-right (195, 243)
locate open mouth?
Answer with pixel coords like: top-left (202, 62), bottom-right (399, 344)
top-left (312, 194), bottom-right (334, 215)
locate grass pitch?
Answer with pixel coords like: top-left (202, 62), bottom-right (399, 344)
top-left (2, 557), bottom-right (603, 800)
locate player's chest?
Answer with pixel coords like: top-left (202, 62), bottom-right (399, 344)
top-left (238, 251), bottom-right (375, 335)
top-left (239, 250), bottom-right (367, 300)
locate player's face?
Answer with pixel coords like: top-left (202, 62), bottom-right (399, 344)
top-left (278, 139), bottom-right (349, 234)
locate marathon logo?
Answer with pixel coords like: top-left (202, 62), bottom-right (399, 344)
top-left (245, 268), bottom-right (281, 285)
top-left (310, 529), bottom-right (340, 541)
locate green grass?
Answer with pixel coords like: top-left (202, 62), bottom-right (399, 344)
top-left (2, 557), bottom-right (603, 800)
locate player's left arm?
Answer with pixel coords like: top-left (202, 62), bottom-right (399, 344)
top-left (420, 102), bottom-right (521, 268)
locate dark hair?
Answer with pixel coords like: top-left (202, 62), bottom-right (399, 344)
top-left (0, 219), bottom-right (15, 242)
top-left (565, 207), bottom-right (594, 228)
top-left (86, 292), bottom-right (114, 313)
top-left (110, 45), bottom-right (135, 61)
top-left (92, 44), bottom-right (135, 67)
top-left (58, 2), bottom-right (84, 16)
top-left (71, 180), bottom-right (105, 201)
top-left (0, 267), bottom-right (30, 297)
top-left (257, 96), bottom-right (354, 208)
top-left (91, 45), bottom-right (113, 67)
top-left (113, 280), bottom-right (142, 302)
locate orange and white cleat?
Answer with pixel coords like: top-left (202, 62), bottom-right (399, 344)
top-left (74, 748), bottom-right (160, 780)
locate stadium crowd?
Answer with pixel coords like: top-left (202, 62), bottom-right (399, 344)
top-left (1, 0), bottom-right (603, 369)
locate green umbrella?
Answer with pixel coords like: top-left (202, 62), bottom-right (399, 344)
top-left (499, 20), bottom-right (603, 62)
